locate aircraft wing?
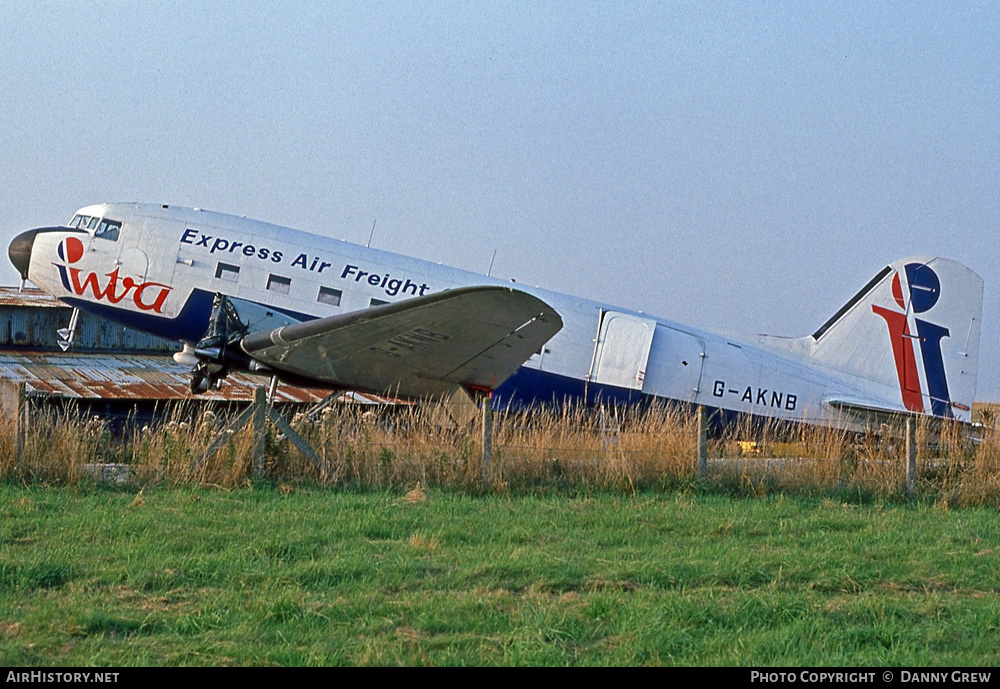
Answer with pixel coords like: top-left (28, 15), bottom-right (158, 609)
top-left (240, 285), bottom-right (562, 398)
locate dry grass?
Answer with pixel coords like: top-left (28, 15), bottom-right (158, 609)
top-left (2, 399), bottom-right (1000, 505)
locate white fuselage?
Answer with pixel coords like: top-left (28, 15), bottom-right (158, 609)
top-left (19, 202), bottom-right (954, 428)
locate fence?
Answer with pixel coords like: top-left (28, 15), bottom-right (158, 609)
top-left (2, 387), bottom-right (998, 504)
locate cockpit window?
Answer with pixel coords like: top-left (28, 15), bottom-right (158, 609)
top-left (69, 213), bottom-right (122, 240)
top-left (95, 219), bottom-right (122, 241)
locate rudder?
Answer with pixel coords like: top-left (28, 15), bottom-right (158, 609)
top-left (807, 256), bottom-right (982, 422)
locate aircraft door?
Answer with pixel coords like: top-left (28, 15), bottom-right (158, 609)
top-left (117, 215), bottom-right (187, 319)
top-left (83, 220), bottom-right (118, 270)
top-left (119, 246), bottom-right (150, 282)
top-left (641, 325), bottom-right (706, 402)
top-left (590, 312), bottom-right (656, 390)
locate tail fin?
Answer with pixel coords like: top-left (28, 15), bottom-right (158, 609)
top-left (807, 256), bottom-right (982, 422)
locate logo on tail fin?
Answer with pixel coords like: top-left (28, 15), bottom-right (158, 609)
top-left (872, 263), bottom-right (952, 417)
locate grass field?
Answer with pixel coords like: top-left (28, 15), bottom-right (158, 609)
top-left (2, 484), bottom-right (999, 666)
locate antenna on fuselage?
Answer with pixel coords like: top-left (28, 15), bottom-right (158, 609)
top-left (366, 219), bottom-right (377, 248)
top-left (486, 248), bottom-right (497, 277)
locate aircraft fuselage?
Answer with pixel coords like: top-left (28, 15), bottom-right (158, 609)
top-left (9, 203), bottom-right (982, 429)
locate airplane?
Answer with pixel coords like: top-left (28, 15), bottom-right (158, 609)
top-left (7, 203), bottom-right (984, 431)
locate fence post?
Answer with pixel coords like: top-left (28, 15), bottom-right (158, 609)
top-left (252, 386), bottom-right (267, 477)
top-left (481, 395), bottom-right (493, 484)
top-left (14, 382), bottom-right (25, 466)
top-left (905, 415), bottom-right (917, 497)
top-left (696, 404), bottom-right (708, 478)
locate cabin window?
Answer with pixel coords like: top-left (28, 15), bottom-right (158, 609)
top-left (95, 219), bottom-right (121, 241)
top-left (215, 262), bottom-right (239, 282)
top-left (267, 274), bottom-right (291, 295)
top-left (370, 298), bottom-right (389, 307)
top-left (317, 286), bottom-right (342, 306)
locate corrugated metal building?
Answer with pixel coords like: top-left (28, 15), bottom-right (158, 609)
top-left (0, 287), bottom-right (181, 353)
top-left (0, 287), bottom-right (398, 421)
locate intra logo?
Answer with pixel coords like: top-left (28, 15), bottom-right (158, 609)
top-left (53, 236), bottom-right (172, 314)
top-left (871, 263), bottom-right (952, 418)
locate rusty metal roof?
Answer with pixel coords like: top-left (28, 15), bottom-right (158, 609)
top-left (0, 350), bottom-right (326, 402)
top-left (0, 350), bottom-right (403, 405)
top-left (0, 287), bottom-right (405, 406)
top-left (0, 287), bottom-right (69, 308)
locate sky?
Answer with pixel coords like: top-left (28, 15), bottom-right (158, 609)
top-left (2, 1), bottom-right (999, 398)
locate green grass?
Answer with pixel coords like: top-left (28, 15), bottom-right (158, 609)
top-left (1, 484), bottom-right (998, 666)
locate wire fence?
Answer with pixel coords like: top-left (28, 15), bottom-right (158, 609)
top-left (2, 392), bottom-right (998, 505)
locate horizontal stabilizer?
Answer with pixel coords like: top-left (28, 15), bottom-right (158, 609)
top-left (826, 397), bottom-right (910, 420)
top-left (241, 286), bottom-right (562, 398)
top-left (828, 395), bottom-right (970, 422)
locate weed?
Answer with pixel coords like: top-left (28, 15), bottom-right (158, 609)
top-left (1, 401), bottom-right (998, 505)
